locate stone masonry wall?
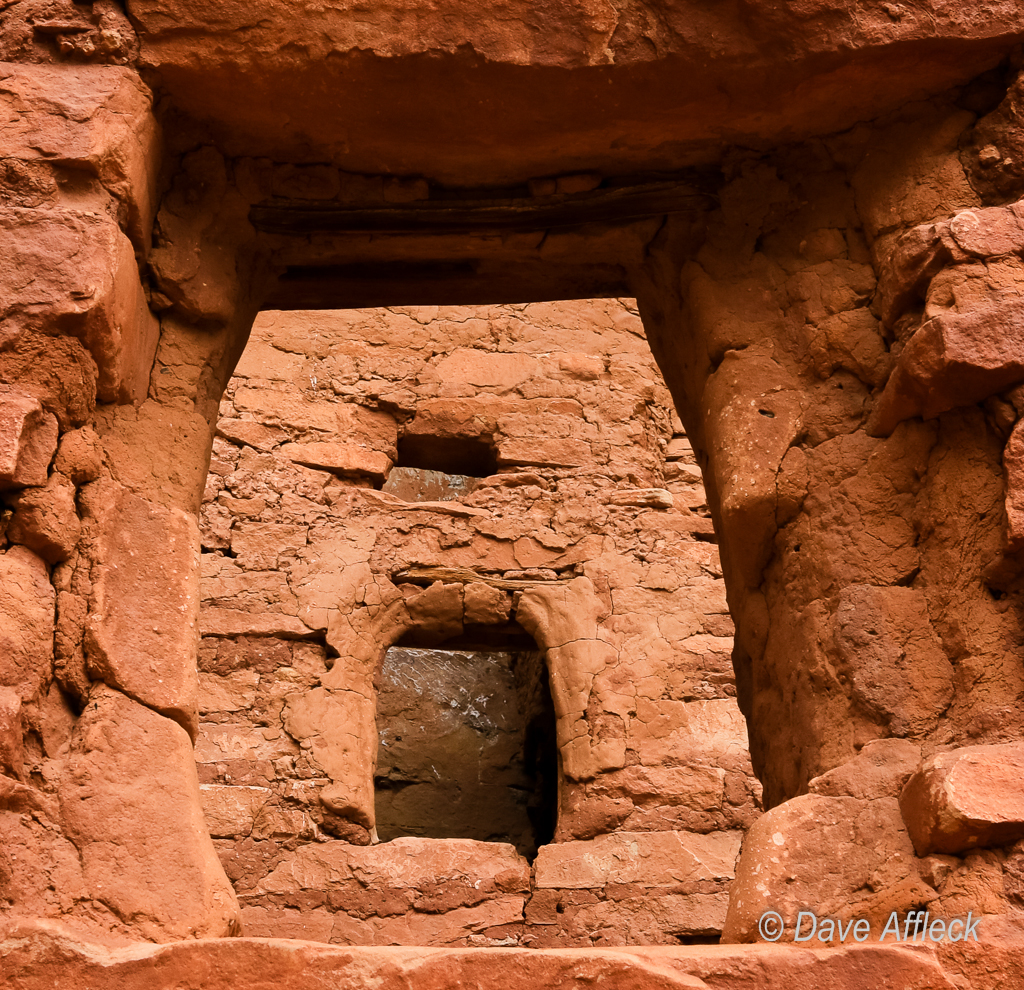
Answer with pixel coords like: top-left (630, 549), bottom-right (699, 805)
top-left (194, 299), bottom-right (761, 946)
top-left (6, 19), bottom-right (1024, 985)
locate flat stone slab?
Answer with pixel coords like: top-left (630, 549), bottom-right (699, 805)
top-left (534, 830), bottom-right (742, 889)
top-left (258, 836), bottom-right (529, 894)
top-left (0, 925), bottom-right (979, 990)
top-left (83, 483), bottom-right (201, 737)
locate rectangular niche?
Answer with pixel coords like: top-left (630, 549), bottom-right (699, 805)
top-left (374, 643), bottom-right (558, 860)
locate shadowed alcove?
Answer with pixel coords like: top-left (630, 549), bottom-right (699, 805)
top-left (374, 625), bottom-right (558, 859)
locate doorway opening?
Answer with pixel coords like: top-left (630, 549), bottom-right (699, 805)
top-left (194, 295), bottom-right (751, 949)
top-left (374, 624), bottom-right (558, 860)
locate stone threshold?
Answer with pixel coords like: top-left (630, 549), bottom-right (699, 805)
top-left (1, 922), bottom-right (1015, 990)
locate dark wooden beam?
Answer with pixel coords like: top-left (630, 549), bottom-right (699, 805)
top-left (250, 180), bottom-right (714, 236)
top-left (259, 260), bottom-right (632, 310)
top-left (393, 566), bottom-right (571, 590)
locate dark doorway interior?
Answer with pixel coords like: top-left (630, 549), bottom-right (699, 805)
top-left (394, 434), bottom-right (498, 478)
top-left (373, 631), bottom-right (558, 860)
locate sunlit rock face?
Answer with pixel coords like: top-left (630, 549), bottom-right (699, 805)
top-left (5, 6), bottom-right (1024, 984)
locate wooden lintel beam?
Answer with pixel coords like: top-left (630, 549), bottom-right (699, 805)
top-left (393, 566), bottom-right (572, 591)
top-left (251, 182), bottom-right (714, 236)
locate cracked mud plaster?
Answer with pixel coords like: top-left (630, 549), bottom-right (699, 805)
top-left (188, 300), bottom-right (757, 945)
top-left (9, 18), bottom-right (1024, 979)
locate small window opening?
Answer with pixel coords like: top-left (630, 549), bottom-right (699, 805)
top-left (395, 434), bottom-right (498, 477)
top-left (374, 627), bottom-right (558, 860)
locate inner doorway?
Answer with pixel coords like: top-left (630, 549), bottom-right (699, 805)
top-left (374, 629), bottom-right (558, 859)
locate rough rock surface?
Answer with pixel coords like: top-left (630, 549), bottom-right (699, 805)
top-left (723, 793), bottom-right (929, 944)
top-left (58, 685), bottom-right (240, 941)
top-left (82, 481), bottom-right (201, 737)
top-left (121, 0), bottom-right (1024, 185)
top-left (5, 1), bottom-right (1024, 983)
top-left (242, 837), bottom-right (530, 945)
top-left (194, 301), bottom-right (758, 946)
top-left (1, 924), bottom-right (1011, 990)
top-left (900, 743), bottom-right (1024, 856)
top-left (0, 390), bottom-right (58, 489)
top-left (0, 544), bottom-right (55, 703)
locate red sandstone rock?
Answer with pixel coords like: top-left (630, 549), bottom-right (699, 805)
top-left (1003, 418), bottom-right (1024, 552)
top-left (7, 473), bottom-right (81, 564)
top-left (536, 829), bottom-right (740, 893)
top-left (869, 292), bottom-right (1024, 436)
top-left (400, 399), bottom-right (500, 445)
top-left (871, 222), bottom-right (954, 329)
top-left (0, 685), bottom-right (24, 778)
top-left (435, 349), bottom-right (539, 390)
top-left (604, 488), bottom-right (674, 509)
top-left (230, 521), bottom-right (309, 570)
top-left (722, 793), bottom-right (931, 944)
top-left (261, 837), bottom-right (529, 894)
top-left (834, 585), bottom-right (954, 736)
top-left (244, 838), bottom-right (530, 946)
top-left (93, 398), bottom-right (224, 514)
top-left (279, 441), bottom-right (392, 481)
top-left (807, 738), bottom-right (922, 801)
top-left (217, 418), bottom-right (289, 452)
top-left (283, 686), bottom-right (377, 836)
top-left (200, 783), bottom-right (274, 839)
top-left (964, 71), bottom-right (1024, 203)
top-left (0, 208), bottom-right (159, 403)
top-left (0, 390), bottom-right (57, 490)
top-left (463, 582), bottom-right (511, 624)
top-left (700, 349), bottom-right (804, 591)
top-left (496, 437), bottom-right (591, 469)
top-left (0, 63), bottom-right (159, 246)
top-left (899, 743), bottom-right (1024, 856)
top-left (557, 761), bottom-right (760, 842)
top-left (52, 427), bottom-right (102, 486)
top-left (0, 925), bottom-right (969, 989)
top-left (403, 581), bottom-right (464, 644)
top-left (525, 889), bottom-right (733, 947)
top-left (516, 578), bottom-right (604, 650)
top-left (124, 0), bottom-right (1024, 191)
top-left (12, 18), bottom-right (1024, 974)
top-left (0, 0), bottom-right (138, 66)
top-left (0, 545), bottom-right (54, 704)
top-left (59, 685), bottom-right (240, 941)
top-left (629, 699), bottom-right (748, 772)
top-left (0, 330), bottom-right (99, 431)
top-left (200, 609), bottom-right (314, 638)
top-left (947, 205), bottom-right (1024, 258)
top-left (82, 482), bottom-right (201, 737)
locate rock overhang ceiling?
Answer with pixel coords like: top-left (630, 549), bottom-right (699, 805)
top-left (126, 0), bottom-right (1024, 183)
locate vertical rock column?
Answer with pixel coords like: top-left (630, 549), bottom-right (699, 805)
top-left (0, 63), bottom-right (249, 940)
top-left (516, 577), bottom-right (614, 781)
top-left (637, 101), bottom-right (1024, 938)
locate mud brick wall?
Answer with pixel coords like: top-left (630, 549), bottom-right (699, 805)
top-left (7, 14), bottom-right (1024, 982)
top-left (194, 299), bottom-right (762, 946)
